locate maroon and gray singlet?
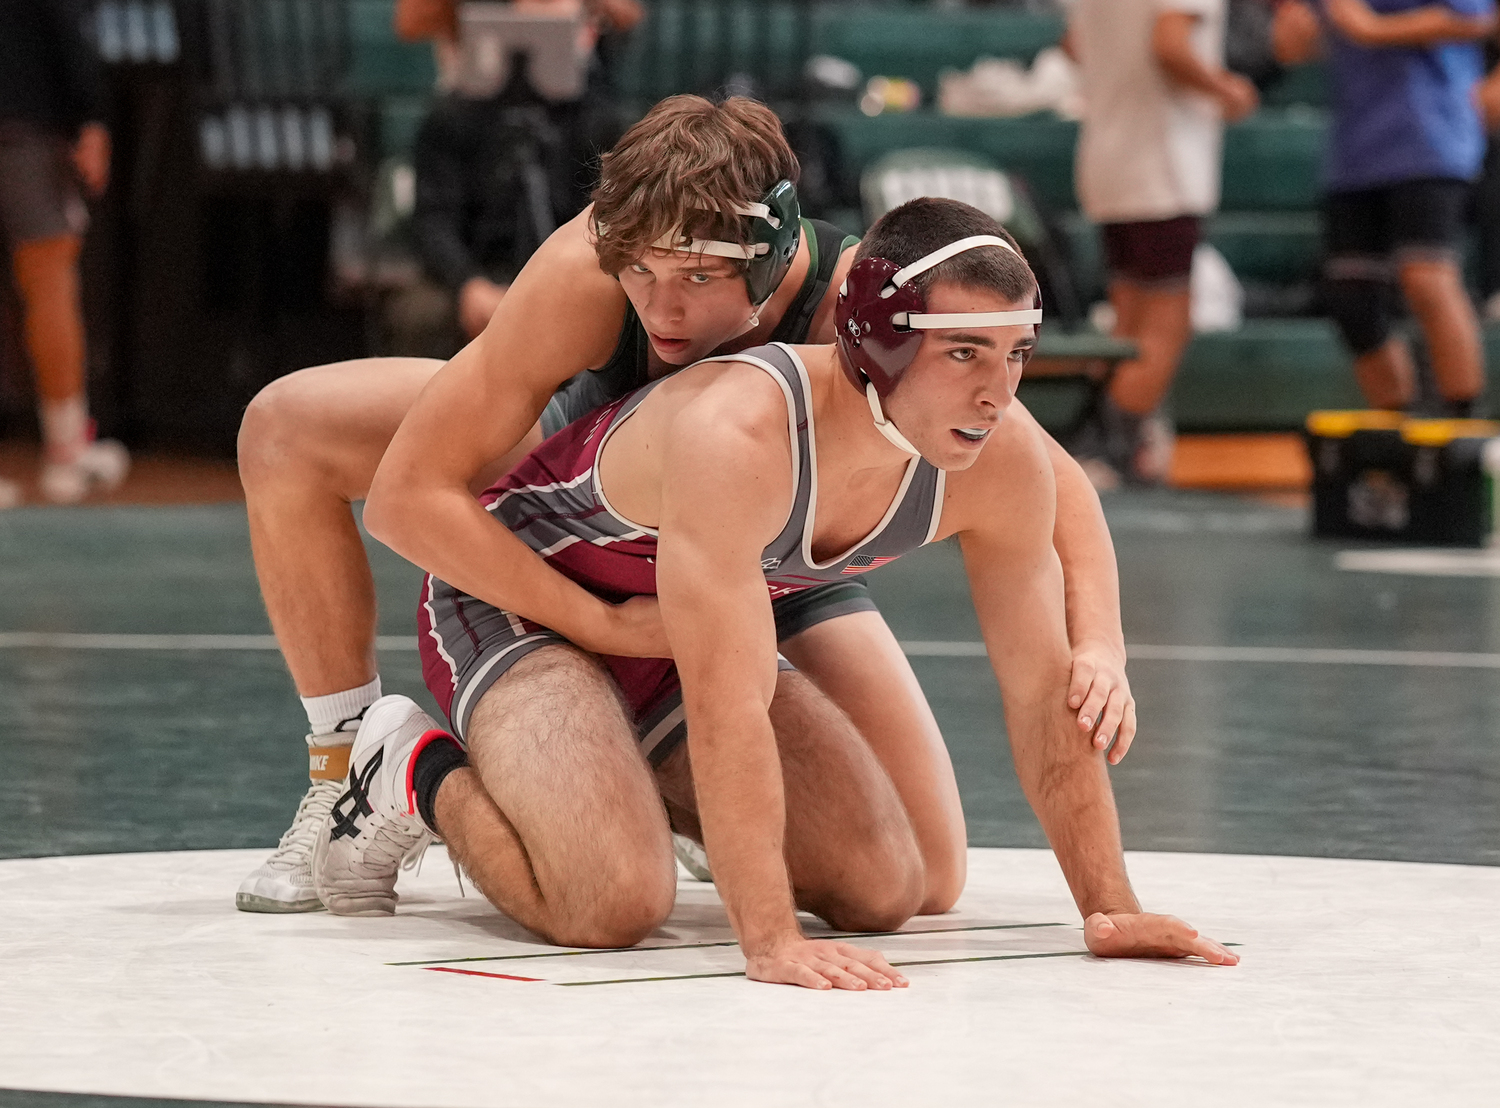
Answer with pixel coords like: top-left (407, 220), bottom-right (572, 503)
top-left (418, 343), bottom-right (946, 761)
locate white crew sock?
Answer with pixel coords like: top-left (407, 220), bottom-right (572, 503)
top-left (40, 395), bottom-right (89, 465)
top-left (300, 676), bottom-right (382, 743)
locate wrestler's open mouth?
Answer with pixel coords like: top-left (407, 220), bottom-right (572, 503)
top-left (649, 333), bottom-right (690, 352)
top-left (953, 427), bottom-right (991, 444)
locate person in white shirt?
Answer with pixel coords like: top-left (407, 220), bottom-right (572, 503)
top-left (1066, 0), bottom-right (1258, 484)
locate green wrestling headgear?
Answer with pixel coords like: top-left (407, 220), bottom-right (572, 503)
top-left (652, 180), bottom-right (802, 306)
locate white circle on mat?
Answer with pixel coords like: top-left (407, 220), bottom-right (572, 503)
top-left (1, 847), bottom-right (1495, 1106)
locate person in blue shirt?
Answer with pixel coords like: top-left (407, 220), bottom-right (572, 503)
top-left (1274, 0), bottom-right (1495, 413)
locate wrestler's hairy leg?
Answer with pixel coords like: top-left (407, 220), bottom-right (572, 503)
top-left (238, 357), bottom-right (538, 696)
top-left (657, 669), bottom-right (926, 934)
top-left (434, 645), bottom-right (677, 948)
top-left (778, 611), bottom-right (968, 915)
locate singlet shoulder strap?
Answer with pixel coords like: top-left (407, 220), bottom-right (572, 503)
top-left (690, 341), bottom-right (811, 549)
top-left (769, 219), bottom-right (860, 345)
top-left (587, 302), bottom-right (650, 386)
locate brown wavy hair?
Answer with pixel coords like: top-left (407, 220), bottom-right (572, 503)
top-left (591, 96), bottom-right (800, 276)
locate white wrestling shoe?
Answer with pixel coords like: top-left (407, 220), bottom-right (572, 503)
top-left (39, 440), bottom-right (130, 504)
top-left (313, 695), bottom-right (444, 916)
top-left (235, 778), bottom-right (343, 913)
top-left (673, 834), bottom-right (713, 882)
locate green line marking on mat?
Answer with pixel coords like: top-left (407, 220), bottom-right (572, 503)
top-left (555, 949), bottom-right (1090, 986)
top-left (10, 631), bottom-right (1500, 669)
top-left (386, 922), bottom-right (1069, 966)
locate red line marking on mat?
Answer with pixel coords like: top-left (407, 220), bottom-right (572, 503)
top-left (424, 966), bottom-right (542, 983)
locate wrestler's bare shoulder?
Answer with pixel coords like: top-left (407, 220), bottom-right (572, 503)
top-left (600, 358), bottom-right (793, 528)
top-left (486, 207), bottom-right (628, 368)
top-left (642, 357), bottom-right (794, 456)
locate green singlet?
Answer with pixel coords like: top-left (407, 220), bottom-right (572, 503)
top-left (536, 217), bottom-right (873, 642)
top-left (541, 218), bottom-right (858, 437)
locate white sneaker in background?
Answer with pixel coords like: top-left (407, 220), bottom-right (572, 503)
top-left (39, 439), bottom-right (130, 504)
top-left (1133, 413), bottom-right (1177, 486)
top-left (0, 476), bottom-right (21, 510)
top-left (313, 695), bottom-right (444, 916)
top-left (673, 833), bottom-right (713, 882)
top-left (236, 777), bottom-right (343, 913)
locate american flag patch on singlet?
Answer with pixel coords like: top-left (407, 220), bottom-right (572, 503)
top-left (842, 555), bottom-right (899, 575)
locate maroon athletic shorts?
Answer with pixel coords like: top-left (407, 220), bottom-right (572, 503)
top-left (1100, 215), bottom-right (1201, 286)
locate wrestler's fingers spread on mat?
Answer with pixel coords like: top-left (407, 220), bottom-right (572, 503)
top-left (818, 962), bottom-right (870, 991)
top-left (1146, 916), bottom-right (1238, 965)
top-left (749, 940), bottom-right (907, 991)
top-left (1084, 913), bottom-right (1238, 965)
top-left (1188, 933), bottom-right (1240, 965)
top-left (826, 943), bottom-right (902, 990)
top-left (746, 954), bottom-right (833, 990)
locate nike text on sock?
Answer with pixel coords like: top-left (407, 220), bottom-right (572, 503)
top-left (301, 676), bottom-right (382, 738)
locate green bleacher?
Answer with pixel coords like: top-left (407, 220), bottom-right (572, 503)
top-left (342, 1), bottom-right (1497, 431)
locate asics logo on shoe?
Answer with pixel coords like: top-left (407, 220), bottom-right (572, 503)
top-left (329, 748), bottom-right (383, 842)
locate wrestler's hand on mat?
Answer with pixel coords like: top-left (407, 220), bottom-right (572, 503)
top-left (586, 595), bottom-right (672, 659)
top-left (1084, 912), bottom-right (1239, 965)
top-left (746, 938), bottom-right (909, 992)
top-left (1067, 643), bottom-right (1137, 764)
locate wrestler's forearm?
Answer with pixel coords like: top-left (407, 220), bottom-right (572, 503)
top-left (1045, 436), bottom-right (1125, 659)
top-left (686, 693), bottom-right (804, 954)
top-left (365, 483), bottom-right (616, 645)
top-left (1008, 698), bottom-right (1140, 918)
top-left (968, 535), bottom-right (1137, 918)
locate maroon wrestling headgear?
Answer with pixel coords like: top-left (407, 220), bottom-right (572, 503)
top-left (835, 235), bottom-right (1042, 454)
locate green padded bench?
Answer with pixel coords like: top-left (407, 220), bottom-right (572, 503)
top-left (816, 108), bottom-right (1327, 214)
top-left (814, 7), bottom-right (1064, 94)
top-left (1169, 319), bottom-right (1358, 431)
top-left (1171, 324), bottom-right (1500, 432)
top-left (1026, 324), bottom-right (1358, 437)
top-left (611, 3), bottom-right (1065, 104)
top-left (1021, 332), bottom-right (1139, 438)
top-left (1058, 210), bottom-right (1324, 303)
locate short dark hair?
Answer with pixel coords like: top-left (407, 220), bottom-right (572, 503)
top-left (855, 197), bottom-right (1036, 304)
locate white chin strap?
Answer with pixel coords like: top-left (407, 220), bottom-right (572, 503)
top-left (881, 235), bottom-right (1043, 329)
top-left (651, 201), bottom-right (779, 259)
top-left (866, 382), bottom-right (921, 456)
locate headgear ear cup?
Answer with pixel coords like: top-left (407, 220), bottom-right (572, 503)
top-left (836, 234), bottom-right (1043, 398)
top-left (648, 180), bottom-right (802, 307)
top-left (837, 258), bottom-right (926, 397)
top-left (743, 180), bottom-right (802, 306)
